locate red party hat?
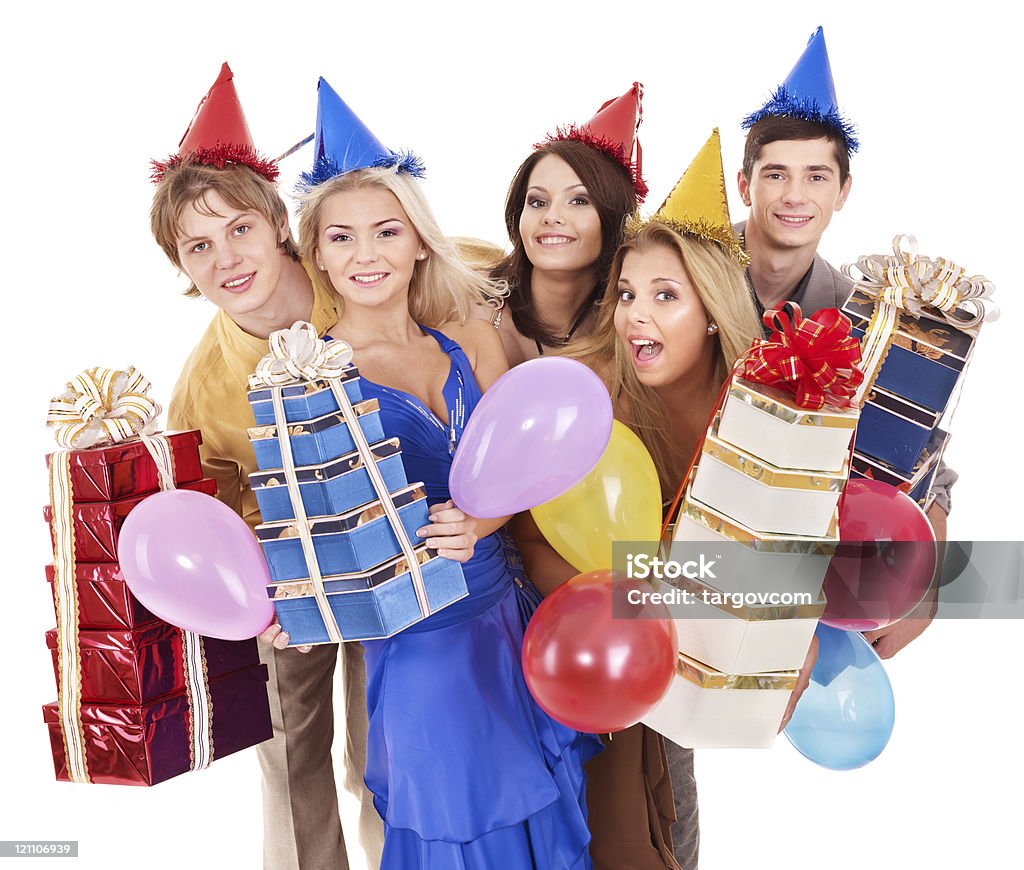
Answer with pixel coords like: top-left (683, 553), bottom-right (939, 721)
top-left (151, 63), bottom-right (278, 183)
top-left (537, 82), bottom-right (647, 202)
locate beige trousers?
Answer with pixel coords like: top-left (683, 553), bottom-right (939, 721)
top-left (257, 640), bottom-right (384, 870)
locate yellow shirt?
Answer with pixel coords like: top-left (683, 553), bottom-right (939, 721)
top-left (167, 271), bottom-right (338, 530)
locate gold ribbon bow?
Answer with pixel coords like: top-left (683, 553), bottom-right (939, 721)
top-left (842, 234), bottom-right (999, 331)
top-left (254, 321), bottom-right (353, 386)
top-left (46, 367), bottom-right (160, 450)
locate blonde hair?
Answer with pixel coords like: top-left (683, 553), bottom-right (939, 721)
top-left (150, 161), bottom-right (299, 298)
top-left (451, 236), bottom-right (505, 273)
top-left (568, 221), bottom-right (761, 494)
top-left (297, 167), bottom-right (505, 326)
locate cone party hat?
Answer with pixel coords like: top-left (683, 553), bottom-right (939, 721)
top-left (151, 63), bottom-right (278, 183)
top-left (299, 77), bottom-right (423, 189)
top-left (538, 82), bottom-right (648, 202)
top-left (646, 129), bottom-right (746, 265)
top-left (742, 26), bottom-right (857, 151)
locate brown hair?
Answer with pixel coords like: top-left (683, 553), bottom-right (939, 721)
top-left (568, 222), bottom-right (761, 496)
top-left (297, 166), bottom-right (505, 328)
top-left (742, 115), bottom-right (851, 186)
top-left (150, 161), bottom-right (300, 298)
top-left (491, 139), bottom-right (638, 348)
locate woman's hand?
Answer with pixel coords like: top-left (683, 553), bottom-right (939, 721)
top-left (258, 619), bottom-right (312, 654)
top-left (778, 634), bottom-right (818, 732)
top-left (417, 500), bottom-right (481, 563)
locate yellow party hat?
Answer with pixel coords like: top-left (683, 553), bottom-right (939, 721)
top-left (639, 129), bottom-right (747, 266)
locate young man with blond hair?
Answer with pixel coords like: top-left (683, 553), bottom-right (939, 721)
top-left (150, 64), bottom-right (382, 870)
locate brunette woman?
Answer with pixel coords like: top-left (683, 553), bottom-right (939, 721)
top-left (514, 132), bottom-right (763, 870)
top-left (486, 83), bottom-right (647, 365)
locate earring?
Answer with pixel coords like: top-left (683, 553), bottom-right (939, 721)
top-left (417, 252), bottom-right (427, 260)
top-left (320, 265), bottom-right (327, 271)
top-left (706, 322), bottom-right (718, 335)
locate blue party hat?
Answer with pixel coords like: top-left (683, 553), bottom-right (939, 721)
top-left (742, 27), bottom-right (858, 151)
top-left (299, 77), bottom-right (424, 188)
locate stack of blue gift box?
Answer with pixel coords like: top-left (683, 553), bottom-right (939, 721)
top-left (842, 288), bottom-right (974, 508)
top-left (246, 364), bottom-right (467, 646)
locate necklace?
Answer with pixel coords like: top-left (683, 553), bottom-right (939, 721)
top-left (534, 304), bottom-right (593, 356)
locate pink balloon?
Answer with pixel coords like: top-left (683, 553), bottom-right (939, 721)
top-left (449, 357), bottom-right (613, 518)
top-left (118, 490), bottom-right (275, 640)
top-left (822, 479), bottom-right (937, 631)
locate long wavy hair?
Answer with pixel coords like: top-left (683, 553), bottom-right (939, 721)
top-left (491, 139), bottom-right (639, 347)
top-left (297, 166), bottom-right (505, 327)
top-left (567, 222), bottom-right (761, 495)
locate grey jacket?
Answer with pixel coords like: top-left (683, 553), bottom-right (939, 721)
top-left (734, 219), bottom-right (854, 313)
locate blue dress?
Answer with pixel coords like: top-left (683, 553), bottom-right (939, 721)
top-left (357, 326), bottom-right (601, 869)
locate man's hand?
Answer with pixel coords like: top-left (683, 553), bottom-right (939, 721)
top-left (259, 620), bottom-right (312, 653)
top-left (862, 589), bottom-right (938, 659)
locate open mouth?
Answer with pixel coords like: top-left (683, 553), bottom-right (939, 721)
top-left (630, 337), bottom-right (663, 366)
top-left (222, 272), bottom-right (255, 293)
top-left (350, 272), bottom-right (390, 287)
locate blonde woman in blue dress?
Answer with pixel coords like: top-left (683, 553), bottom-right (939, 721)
top-left (294, 78), bottom-right (600, 869)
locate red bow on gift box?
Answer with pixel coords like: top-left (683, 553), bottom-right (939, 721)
top-left (742, 302), bottom-right (864, 410)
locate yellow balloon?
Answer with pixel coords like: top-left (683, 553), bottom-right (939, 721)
top-left (531, 420), bottom-right (662, 572)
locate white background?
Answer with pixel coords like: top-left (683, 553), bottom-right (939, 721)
top-left (4, 2), bottom-right (1020, 868)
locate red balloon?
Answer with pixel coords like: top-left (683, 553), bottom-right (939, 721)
top-left (822, 479), bottom-right (937, 631)
top-left (522, 570), bottom-right (678, 733)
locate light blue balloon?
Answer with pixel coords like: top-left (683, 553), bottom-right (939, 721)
top-left (784, 623), bottom-right (895, 770)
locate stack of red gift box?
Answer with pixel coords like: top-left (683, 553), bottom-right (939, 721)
top-left (42, 368), bottom-right (273, 786)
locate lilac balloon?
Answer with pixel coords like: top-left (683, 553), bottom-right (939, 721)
top-left (449, 357), bottom-right (613, 518)
top-left (118, 490), bottom-right (275, 640)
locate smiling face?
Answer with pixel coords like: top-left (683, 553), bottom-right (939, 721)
top-left (313, 185), bottom-right (426, 312)
top-left (175, 190), bottom-right (289, 318)
top-left (738, 138), bottom-right (852, 254)
top-left (613, 243), bottom-right (716, 389)
top-left (518, 154), bottom-right (603, 277)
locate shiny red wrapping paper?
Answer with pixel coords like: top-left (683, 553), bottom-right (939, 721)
top-left (45, 622), bottom-right (261, 704)
top-left (45, 563), bottom-right (157, 630)
top-left (44, 431), bottom-right (203, 503)
top-left (43, 664), bottom-right (273, 786)
top-left (42, 477), bottom-right (217, 562)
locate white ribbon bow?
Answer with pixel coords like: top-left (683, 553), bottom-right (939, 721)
top-left (46, 366), bottom-right (160, 449)
top-left (253, 321), bottom-right (353, 386)
top-left (843, 234), bottom-right (998, 331)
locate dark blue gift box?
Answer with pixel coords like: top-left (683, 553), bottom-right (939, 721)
top-left (256, 484), bottom-right (431, 581)
top-left (247, 369), bottom-right (363, 425)
top-left (842, 289), bottom-right (976, 414)
top-left (248, 399), bottom-right (385, 470)
top-left (249, 438), bottom-right (408, 522)
top-left (851, 428), bottom-right (949, 507)
top-left (269, 547), bottom-right (468, 645)
top-left (855, 387), bottom-right (941, 475)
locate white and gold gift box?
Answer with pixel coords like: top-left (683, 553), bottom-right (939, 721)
top-left (671, 491), bottom-right (836, 600)
top-left (717, 377), bottom-right (859, 472)
top-left (651, 568), bottom-right (824, 674)
top-left (690, 418), bottom-right (848, 538)
top-left (642, 652), bottom-right (796, 749)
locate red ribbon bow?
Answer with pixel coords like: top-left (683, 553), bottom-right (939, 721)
top-left (742, 303), bottom-right (864, 410)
